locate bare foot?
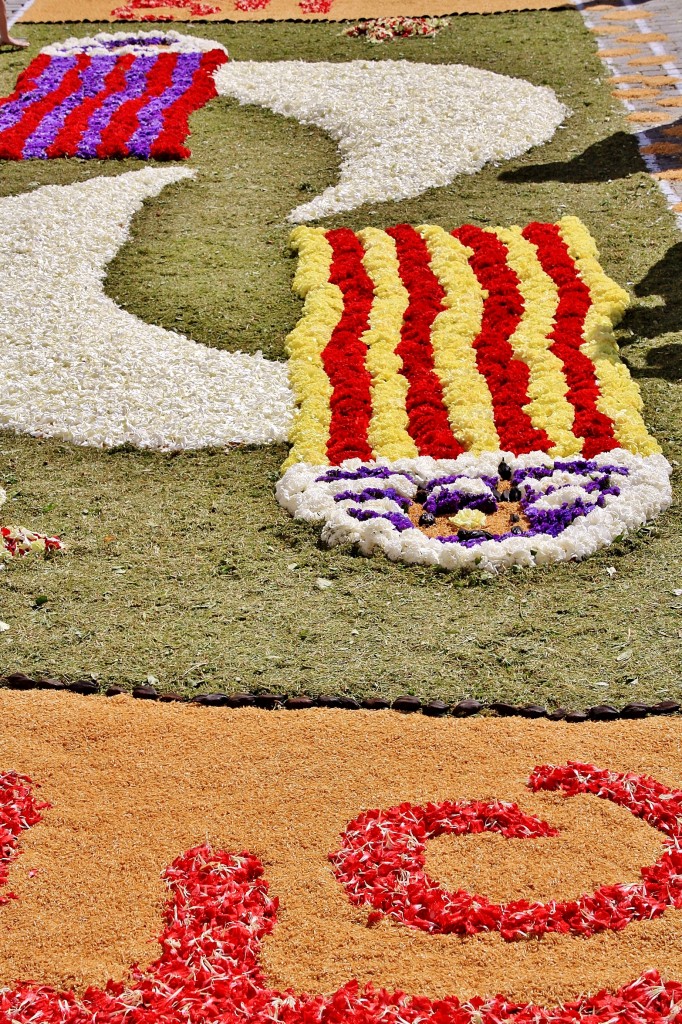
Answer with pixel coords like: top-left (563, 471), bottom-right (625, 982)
top-left (0, 35), bottom-right (29, 48)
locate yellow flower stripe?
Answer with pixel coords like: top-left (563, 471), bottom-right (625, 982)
top-left (494, 226), bottom-right (581, 457)
top-left (418, 225), bottom-right (499, 454)
top-left (283, 227), bottom-right (341, 469)
top-left (357, 228), bottom-right (417, 460)
top-left (558, 216), bottom-right (660, 456)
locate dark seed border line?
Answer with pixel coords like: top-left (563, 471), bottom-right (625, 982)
top-left (1, 674), bottom-right (680, 722)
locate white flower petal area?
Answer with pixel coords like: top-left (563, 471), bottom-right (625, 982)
top-left (215, 60), bottom-right (569, 223)
top-left (277, 451), bottom-right (672, 572)
top-left (0, 168), bottom-right (293, 450)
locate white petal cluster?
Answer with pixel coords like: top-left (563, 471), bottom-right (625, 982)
top-left (276, 451), bottom-right (672, 572)
top-left (42, 30), bottom-right (227, 57)
top-left (215, 60), bottom-right (568, 223)
top-left (0, 169), bottom-right (293, 451)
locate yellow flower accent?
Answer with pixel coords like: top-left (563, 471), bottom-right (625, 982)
top-left (448, 509), bottom-right (488, 530)
top-left (418, 225), bottom-right (499, 454)
top-left (494, 227), bottom-right (581, 457)
top-left (358, 228), bottom-right (417, 460)
top-left (558, 216), bottom-right (660, 456)
top-left (283, 227), bottom-right (341, 470)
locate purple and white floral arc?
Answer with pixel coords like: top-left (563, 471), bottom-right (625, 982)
top-left (276, 451), bottom-right (672, 571)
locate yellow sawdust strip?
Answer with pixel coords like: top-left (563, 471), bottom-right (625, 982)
top-left (617, 33), bottom-right (669, 43)
top-left (0, 692), bottom-right (681, 1006)
top-left (654, 168), bottom-right (682, 180)
top-left (641, 142), bottom-right (682, 156)
top-left (629, 55), bottom-right (678, 66)
top-left (599, 46), bottom-right (642, 57)
top-left (603, 9), bottom-right (653, 19)
top-left (658, 97), bottom-right (682, 107)
top-left (674, 202), bottom-right (682, 212)
top-left (611, 74), bottom-right (678, 85)
top-left (18, 0), bottom-right (573, 22)
top-left (591, 25), bottom-right (628, 35)
top-left (627, 112), bottom-right (671, 124)
top-left (612, 87), bottom-right (663, 100)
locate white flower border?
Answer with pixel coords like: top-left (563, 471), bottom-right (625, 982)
top-left (42, 30), bottom-right (228, 58)
top-left (276, 450), bottom-right (672, 571)
top-left (215, 60), bottom-right (568, 223)
top-left (0, 169), bottom-right (293, 451)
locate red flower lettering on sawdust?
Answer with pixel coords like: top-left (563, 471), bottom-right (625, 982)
top-left (110, 0), bottom-right (221, 21)
top-left (2, 763), bottom-right (682, 1023)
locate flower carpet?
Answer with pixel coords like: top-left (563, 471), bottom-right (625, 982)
top-left (0, 32), bottom-right (227, 160)
top-left (0, 9), bottom-right (680, 706)
top-left (1, 2), bottom-right (682, 1010)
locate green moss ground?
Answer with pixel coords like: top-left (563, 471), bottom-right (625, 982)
top-left (0, 13), bottom-right (680, 706)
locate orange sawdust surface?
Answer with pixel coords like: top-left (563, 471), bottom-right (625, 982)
top-left (0, 692), bottom-right (681, 1006)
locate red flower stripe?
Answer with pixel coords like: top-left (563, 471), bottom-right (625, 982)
top-left (0, 772), bottom-right (48, 907)
top-left (522, 222), bottom-right (618, 459)
top-left (331, 762), bottom-right (682, 940)
top-left (97, 52), bottom-right (177, 159)
top-left (45, 53), bottom-right (136, 159)
top-left (2, 773), bottom-right (682, 1023)
top-left (0, 53), bottom-right (51, 114)
top-left (0, 54), bottom-right (91, 161)
top-left (453, 225), bottom-right (553, 455)
top-left (322, 227), bottom-right (375, 464)
top-left (387, 224), bottom-right (465, 458)
top-left (149, 49), bottom-right (227, 160)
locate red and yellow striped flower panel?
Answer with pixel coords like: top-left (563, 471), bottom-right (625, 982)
top-left (284, 217), bottom-right (659, 470)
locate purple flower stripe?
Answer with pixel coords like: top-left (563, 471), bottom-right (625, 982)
top-left (424, 489), bottom-right (497, 517)
top-left (347, 508), bottom-right (415, 532)
top-left (128, 52), bottom-right (201, 158)
top-left (22, 55), bottom-right (117, 159)
top-left (316, 466), bottom-right (413, 484)
top-left (425, 473), bottom-right (498, 493)
top-left (0, 57), bottom-right (77, 135)
top-left (334, 487), bottom-right (411, 511)
top-left (76, 53), bottom-right (157, 158)
top-left (99, 35), bottom-right (169, 48)
top-left (437, 498), bottom-right (599, 547)
top-left (512, 460), bottom-right (629, 485)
